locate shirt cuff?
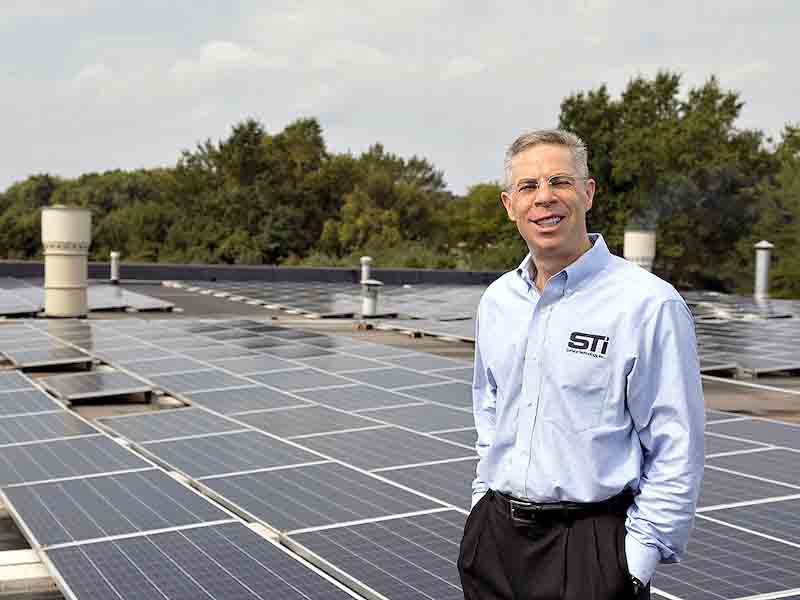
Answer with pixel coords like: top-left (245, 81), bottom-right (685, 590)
top-left (471, 490), bottom-right (487, 509)
top-left (625, 534), bottom-right (661, 585)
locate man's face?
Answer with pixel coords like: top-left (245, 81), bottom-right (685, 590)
top-left (501, 144), bottom-right (595, 261)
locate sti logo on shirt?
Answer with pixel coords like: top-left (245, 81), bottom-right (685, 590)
top-left (567, 332), bottom-right (610, 358)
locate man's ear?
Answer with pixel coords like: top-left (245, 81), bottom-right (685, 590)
top-left (584, 178), bottom-right (596, 211)
top-left (501, 191), bottom-right (516, 221)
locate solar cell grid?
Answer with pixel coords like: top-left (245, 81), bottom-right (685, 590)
top-left (208, 354), bottom-right (299, 375)
top-left (358, 403), bottom-right (474, 433)
top-left (295, 354), bottom-right (388, 373)
top-left (261, 344), bottom-right (336, 359)
top-left (381, 458), bottom-right (478, 510)
top-left (179, 345), bottom-right (260, 361)
top-left (697, 468), bottom-right (799, 508)
top-left (0, 388), bottom-right (61, 416)
top-left (296, 426), bottom-right (473, 471)
top-left (143, 430), bottom-right (321, 479)
top-left (39, 371), bottom-right (151, 401)
top-left (0, 411), bottom-right (97, 446)
top-left (708, 449), bottom-right (800, 487)
top-left (3, 469), bottom-right (231, 547)
top-left (0, 370), bottom-right (35, 392)
top-left (290, 510), bottom-right (465, 600)
top-left (0, 435), bottom-right (151, 486)
top-left (186, 385), bottom-right (309, 414)
top-left (433, 428), bottom-right (476, 447)
top-left (148, 369), bottom-right (251, 393)
top-left (708, 418), bottom-right (800, 451)
top-left (46, 522), bottom-right (357, 600)
top-left (99, 408), bottom-right (245, 443)
top-left (399, 380), bottom-right (472, 408)
top-left (203, 462), bottom-right (444, 532)
top-left (383, 353), bottom-right (469, 372)
top-left (235, 405), bottom-right (379, 438)
top-left (250, 368), bottom-right (353, 391)
top-left (702, 497), bottom-right (800, 545)
top-left (654, 518), bottom-right (800, 599)
top-left (704, 433), bottom-right (769, 456)
top-left (120, 356), bottom-right (208, 376)
top-left (344, 367), bottom-right (451, 390)
top-left (296, 384), bottom-right (419, 411)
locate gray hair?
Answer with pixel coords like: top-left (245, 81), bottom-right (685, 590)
top-left (503, 129), bottom-right (589, 190)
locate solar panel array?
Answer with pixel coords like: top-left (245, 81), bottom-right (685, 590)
top-left (166, 279), bottom-right (800, 378)
top-left (0, 277), bottom-right (174, 316)
top-left (3, 317), bottom-right (800, 599)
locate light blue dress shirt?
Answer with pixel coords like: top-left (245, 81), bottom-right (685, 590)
top-left (471, 233), bottom-right (705, 585)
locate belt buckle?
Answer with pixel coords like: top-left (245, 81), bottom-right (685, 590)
top-left (509, 499), bottom-right (538, 526)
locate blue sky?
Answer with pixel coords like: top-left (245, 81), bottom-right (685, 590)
top-left (1, 1), bottom-right (797, 195)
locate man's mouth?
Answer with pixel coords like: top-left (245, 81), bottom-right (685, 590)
top-left (530, 216), bottom-right (563, 226)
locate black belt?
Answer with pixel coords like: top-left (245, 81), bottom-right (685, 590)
top-left (494, 489), bottom-right (634, 526)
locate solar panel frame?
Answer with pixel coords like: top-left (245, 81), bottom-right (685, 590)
top-left (44, 521), bottom-right (361, 600)
top-left (0, 411), bottom-right (98, 447)
top-left (38, 371), bottom-right (152, 402)
top-left (200, 461), bottom-right (446, 533)
top-left (1, 468), bottom-right (234, 548)
top-left (0, 435), bottom-right (154, 487)
top-left (98, 407), bottom-right (248, 443)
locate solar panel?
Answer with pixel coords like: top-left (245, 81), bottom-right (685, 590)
top-left (99, 408), bottom-right (245, 443)
top-left (296, 384), bottom-right (424, 411)
top-left (120, 356), bottom-right (209, 377)
top-left (432, 367), bottom-right (473, 383)
top-left (704, 432), bottom-right (769, 455)
top-left (180, 345), bottom-right (260, 361)
top-left (383, 354), bottom-right (469, 372)
top-left (262, 344), bottom-right (335, 359)
top-left (290, 510), bottom-right (465, 600)
top-left (268, 329), bottom-right (328, 341)
top-left (2, 346), bottom-right (92, 369)
top-left (250, 368), bottom-right (353, 392)
top-left (653, 518), bottom-right (800, 599)
top-left (38, 371), bottom-right (151, 402)
top-left (208, 355), bottom-right (300, 375)
top-left (231, 336), bottom-right (291, 349)
top-left (358, 403), bottom-right (473, 433)
top-left (295, 426), bottom-right (472, 471)
top-left (0, 388), bottom-right (62, 416)
top-left (708, 418), bottom-right (800, 450)
top-left (697, 468), bottom-right (799, 508)
top-left (433, 428), bottom-right (476, 447)
top-left (295, 354), bottom-right (387, 373)
top-left (392, 381), bottom-right (472, 408)
top-left (203, 461), bottom-right (444, 532)
top-left (707, 449), bottom-right (800, 486)
top-left (0, 435), bottom-right (151, 486)
top-left (46, 522), bottom-right (358, 600)
top-left (3, 469), bottom-right (231, 547)
top-left (148, 369), bottom-right (252, 393)
top-left (343, 367), bottom-right (450, 389)
top-left (235, 405), bottom-right (379, 438)
top-left (381, 458), bottom-right (478, 509)
top-left (143, 430), bottom-right (322, 479)
top-left (703, 497), bottom-right (800, 545)
top-left (0, 412), bottom-right (97, 446)
top-left (186, 385), bottom-right (310, 415)
top-left (0, 370), bottom-right (36, 392)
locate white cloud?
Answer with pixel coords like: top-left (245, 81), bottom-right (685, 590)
top-left (172, 41), bottom-right (288, 79)
top-left (442, 56), bottom-right (485, 80)
top-left (71, 62), bottom-right (113, 87)
top-left (0, 0), bottom-right (95, 22)
top-left (310, 40), bottom-right (391, 70)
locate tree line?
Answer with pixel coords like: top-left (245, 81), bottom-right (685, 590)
top-left (1, 71), bottom-right (798, 297)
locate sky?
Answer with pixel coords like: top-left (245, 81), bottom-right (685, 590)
top-left (1, 1), bottom-right (797, 195)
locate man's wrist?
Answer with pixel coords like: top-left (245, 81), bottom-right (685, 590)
top-left (624, 533), bottom-right (659, 585)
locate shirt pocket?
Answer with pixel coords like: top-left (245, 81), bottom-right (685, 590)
top-left (543, 353), bottom-right (610, 433)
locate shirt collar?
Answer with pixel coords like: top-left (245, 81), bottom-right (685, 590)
top-left (516, 233), bottom-right (611, 292)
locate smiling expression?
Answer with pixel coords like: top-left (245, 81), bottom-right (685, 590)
top-left (501, 143), bottom-right (595, 263)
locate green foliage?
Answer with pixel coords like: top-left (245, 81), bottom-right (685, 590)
top-left (0, 83), bottom-right (797, 296)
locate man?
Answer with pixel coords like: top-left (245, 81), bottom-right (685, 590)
top-left (457, 129), bottom-right (704, 600)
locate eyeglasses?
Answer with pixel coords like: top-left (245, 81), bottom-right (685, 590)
top-left (512, 174), bottom-right (587, 200)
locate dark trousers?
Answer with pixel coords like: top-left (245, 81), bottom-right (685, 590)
top-left (458, 490), bottom-right (650, 600)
